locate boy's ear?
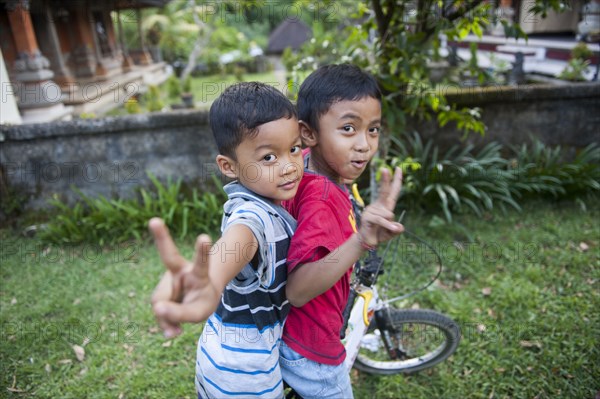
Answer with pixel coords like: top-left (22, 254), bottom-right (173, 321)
top-left (299, 121), bottom-right (318, 147)
top-left (216, 155), bottom-right (238, 179)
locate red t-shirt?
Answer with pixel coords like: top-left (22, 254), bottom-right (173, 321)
top-left (282, 170), bottom-right (358, 365)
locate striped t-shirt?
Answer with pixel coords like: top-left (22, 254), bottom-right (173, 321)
top-left (196, 181), bottom-right (296, 399)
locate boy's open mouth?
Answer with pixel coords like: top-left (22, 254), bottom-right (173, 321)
top-left (351, 160), bottom-right (367, 168)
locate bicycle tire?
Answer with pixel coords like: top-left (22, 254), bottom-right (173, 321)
top-left (353, 308), bottom-right (460, 375)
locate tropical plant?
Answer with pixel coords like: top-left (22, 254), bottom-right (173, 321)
top-left (166, 75), bottom-right (182, 99)
top-left (286, 1), bottom-right (571, 147)
top-left (510, 140), bottom-right (600, 198)
top-left (124, 98), bottom-right (142, 114)
top-left (144, 85), bottom-right (165, 112)
top-left (381, 134), bottom-right (600, 222)
top-left (386, 133), bottom-right (519, 221)
top-left (40, 173), bottom-right (226, 245)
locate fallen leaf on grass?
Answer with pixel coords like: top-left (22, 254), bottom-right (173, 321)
top-left (578, 242), bottom-right (589, 252)
top-left (57, 359), bottom-right (72, 365)
top-left (8, 375), bottom-right (24, 393)
top-left (520, 340), bottom-right (542, 349)
top-left (123, 344), bottom-right (134, 355)
top-left (44, 364), bottom-right (51, 373)
top-left (162, 340), bottom-right (172, 347)
top-left (481, 287), bottom-right (492, 296)
top-left (72, 344), bottom-right (85, 362)
top-left (10, 297), bottom-right (17, 305)
top-left (148, 326), bottom-right (160, 334)
top-left (477, 324), bottom-right (486, 333)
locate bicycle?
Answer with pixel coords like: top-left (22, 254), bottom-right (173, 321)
top-left (339, 184), bottom-right (461, 376)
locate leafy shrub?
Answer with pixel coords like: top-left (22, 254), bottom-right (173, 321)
top-left (559, 42), bottom-right (593, 81)
top-left (510, 140), bottom-right (600, 198)
top-left (182, 76), bottom-right (192, 94)
top-left (40, 173), bottom-right (225, 245)
top-left (125, 98), bottom-right (141, 114)
top-left (166, 75), bottom-right (182, 98)
top-left (144, 85), bottom-right (165, 112)
top-left (385, 134), bottom-right (600, 221)
top-left (388, 133), bottom-right (519, 221)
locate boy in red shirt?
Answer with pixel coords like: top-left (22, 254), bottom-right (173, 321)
top-left (279, 64), bottom-right (403, 398)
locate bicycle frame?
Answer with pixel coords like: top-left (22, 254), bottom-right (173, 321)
top-left (343, 283), bottom-right (379, 372)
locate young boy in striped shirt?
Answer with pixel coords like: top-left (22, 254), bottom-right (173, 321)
top-left (151, 82), bottom-right (303, 398)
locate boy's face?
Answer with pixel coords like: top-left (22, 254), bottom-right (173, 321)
top-left (219, 117), bottom-right (303, 204)
top-left (306, 97), bottom-right (381, 184)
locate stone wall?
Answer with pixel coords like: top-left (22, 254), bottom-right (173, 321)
top-left (0, 110), bottom-right (219, 211)
top-left (412, 82), bottom-right (600, 152)
top-left (1, 82), bottom-right (599, 211)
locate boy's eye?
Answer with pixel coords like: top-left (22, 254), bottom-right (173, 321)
top-left (263, 154), bottom-right (276, 162)
top-left (342, 125), bottom-right (355, 133)
top-left (290, 145), bottom-right (301, 154)
top-left (370, 127), bottom-right (381, 135)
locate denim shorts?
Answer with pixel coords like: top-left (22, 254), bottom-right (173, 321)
top-left (279, 341), bottom-right (354, 399)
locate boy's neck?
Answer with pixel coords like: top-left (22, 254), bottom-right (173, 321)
top-left (307, 150), bottom-right (343, 186)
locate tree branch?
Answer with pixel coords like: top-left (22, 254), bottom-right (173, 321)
top-left (444, 0), bottom-right (485, 22)
top-left (371, 0), bottom-right (395, 44)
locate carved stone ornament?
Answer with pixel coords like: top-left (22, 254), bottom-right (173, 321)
top-left (14, 50), bottom-right (51, 72)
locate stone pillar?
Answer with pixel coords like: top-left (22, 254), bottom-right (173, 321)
top-left (116, 10), bottom-right (134, 71)
top-left (136, 8), bottom-right (153, 65)
top-left (33, 2), bottom-right (76, 89)
top-left (70, 7), bottom-right (97, 78)
top-left (5, 0), bottom-right (71, 123)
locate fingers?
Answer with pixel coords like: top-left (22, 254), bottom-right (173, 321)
top-left (151, 271), bottom-right (174, 304)
top-left (153, 299), bottom-right (209, 326)
top-left (376, 167), bottom-right (403, 211)
top-left (363, 213), bottom-right (404, 233)
top-left (149, 217), bottom-right (187, 274)
top-left (191, 234), bottom-right (212, 279)
top-left (152, 300), bottom-right (182, 338)
top-left (387, 167), bottom-right (403, 209)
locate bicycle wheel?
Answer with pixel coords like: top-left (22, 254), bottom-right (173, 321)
top-left (353, 308), bottom-right (460, 375)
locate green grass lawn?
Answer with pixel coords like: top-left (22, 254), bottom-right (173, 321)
top-left (1, 200), bottom-right (598, 398)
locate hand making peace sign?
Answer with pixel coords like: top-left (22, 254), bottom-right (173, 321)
top-left (358, 166), bottom-right (405, 247)
top-left (149, 218), bottom-right (214, 338)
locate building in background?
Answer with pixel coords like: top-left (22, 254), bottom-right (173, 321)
top-left (0, 0), bottom-right (171, 124)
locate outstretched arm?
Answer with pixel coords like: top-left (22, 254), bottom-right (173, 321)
top-left (149, 218), bottom-right (257, 337)
top-left (286, 167), bottom-right (404, 307)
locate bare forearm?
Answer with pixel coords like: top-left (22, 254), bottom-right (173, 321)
top-left (286, 234), bottom-right (366, 307)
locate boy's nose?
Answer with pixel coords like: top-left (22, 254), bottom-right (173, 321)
top-left (280, 158), bottom-right (299, 177)
top-left (353, 132), bottom-right (371, 152)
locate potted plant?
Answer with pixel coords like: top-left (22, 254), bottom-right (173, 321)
top-left (181, 76), bottom-right (194, 108)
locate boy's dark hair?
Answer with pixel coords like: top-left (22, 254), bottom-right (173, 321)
top-left (210, 82), bottom-right (297, 159)
top-left (297, 64), bottom-right (382, 132)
